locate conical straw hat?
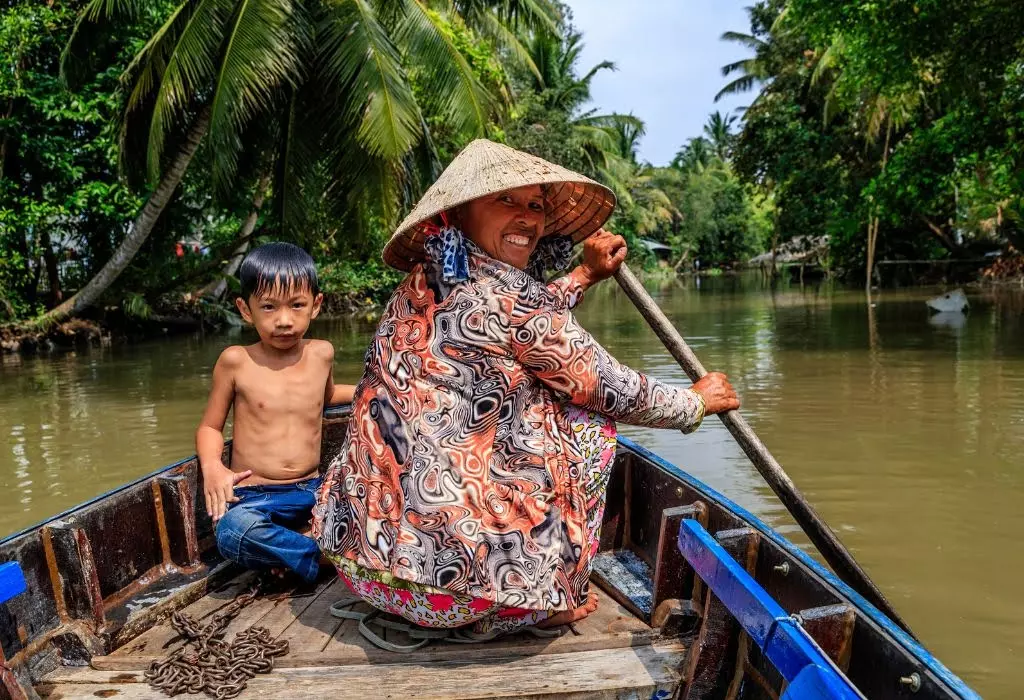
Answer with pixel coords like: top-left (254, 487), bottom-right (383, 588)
top-left (383, 139), bottom-right (616, 271)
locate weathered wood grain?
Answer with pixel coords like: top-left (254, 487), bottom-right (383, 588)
top-left (40, 641), bottom-right (687, 699)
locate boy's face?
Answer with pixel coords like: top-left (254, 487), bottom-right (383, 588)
top-left (236, 282), bottom-right (323, 351)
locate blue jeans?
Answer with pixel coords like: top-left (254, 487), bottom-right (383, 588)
top-left (215, 477), bottom-right (322, 582)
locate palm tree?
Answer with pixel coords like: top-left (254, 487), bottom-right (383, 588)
top-left (715, 29), bottom-right (769, 102)
top-left (703, 111), bottom-right (736, 161)
top-left (39, 0), bottom-right (556, 326)
top-left (672, 137), bottom-right (713, 173)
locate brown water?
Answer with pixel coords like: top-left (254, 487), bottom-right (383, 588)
top-left (2, 276), bottom-right (1022, 696)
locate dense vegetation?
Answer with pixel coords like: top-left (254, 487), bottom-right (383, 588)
top-left (2, 0), bottom-right (1021, 337)
top-left (723, 0), bottom-right (1024, 287)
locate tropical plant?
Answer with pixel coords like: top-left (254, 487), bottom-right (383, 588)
top-left (37, 0), bottom-right (558, 326)
top-left (703, 111), bottom-right (737, 161)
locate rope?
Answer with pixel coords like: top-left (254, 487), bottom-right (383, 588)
top-left (145, 582), bottom-right (289, 698)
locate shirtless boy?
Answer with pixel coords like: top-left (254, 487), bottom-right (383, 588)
top-left (196, 242), bottom-right (355, 582)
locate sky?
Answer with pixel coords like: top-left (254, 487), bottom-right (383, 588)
top-left (564, 0), bottom-right (752, 166)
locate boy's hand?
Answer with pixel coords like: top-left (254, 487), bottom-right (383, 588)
top-left (203, 463), bottom-right (253, 523)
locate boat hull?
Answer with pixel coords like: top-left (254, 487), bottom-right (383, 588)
top-left (0, 407), bottom-right (977, 699)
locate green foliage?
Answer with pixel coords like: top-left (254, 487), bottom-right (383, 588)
top-left (727, 0), bottom-right (1024, 279)
top-left (318, 257), bottom-right (405, 305)
top-left (0, 0), bottom-right (143, 315)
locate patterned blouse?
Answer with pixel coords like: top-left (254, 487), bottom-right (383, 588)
top-left (313, 243), bottom-right (706, 611)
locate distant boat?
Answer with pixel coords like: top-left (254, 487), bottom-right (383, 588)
top-left (0, 406), bottom-right (979, 698)
top-left (926, 289), bottom-right (969, 313)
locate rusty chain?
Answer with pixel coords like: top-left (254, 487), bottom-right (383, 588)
top-left (145, 583), bottom-right (289, 698)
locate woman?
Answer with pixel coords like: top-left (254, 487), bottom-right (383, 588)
top-left (313, 140), bottom-right (738, 641)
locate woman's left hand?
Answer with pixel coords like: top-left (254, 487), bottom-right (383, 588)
top-left (576, 229), bottom-right (628, 288)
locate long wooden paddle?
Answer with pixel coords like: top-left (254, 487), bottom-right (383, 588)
top-left (613, 263), bottom-right (915, 637)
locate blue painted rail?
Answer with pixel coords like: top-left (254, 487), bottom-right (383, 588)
top-left (0, 561), bottom-right (26, 604)
top-left (677, 519), bottom-right (864, 699)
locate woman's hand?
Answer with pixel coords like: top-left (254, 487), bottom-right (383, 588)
top-left (692, 372), bottom-right (740, 415)
top-left (575, 229), bottom-right (628, 288)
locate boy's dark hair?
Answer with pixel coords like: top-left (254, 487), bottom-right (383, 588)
top-left (238, 242), bottom-right (319, 301)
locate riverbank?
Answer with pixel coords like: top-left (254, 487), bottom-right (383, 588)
top-left (4, 258), bottom-right (1022, 355)
top-left (0, 290), bottom-right (382, 355)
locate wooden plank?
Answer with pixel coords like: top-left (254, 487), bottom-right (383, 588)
top-left (252, 580), bottom-right (330, 639)
top-left (93, 582), bottom-right (658, 671)
top-left (216, 593), bottom-right (281, 641)
top-left (591, 550), bottom-right (653, 619)
top-left (652, 502), bottom-right (708, 617)
top-left (680, 527), bottom-right (759, 700)
top-left (107, 571), bottom-right (257, 657)
top-left (86, 630), bottom-right (666, 672)
top-left (156, 472), bottom-right (201, 568)
top-left (275, 578), bottom-right (344, 653)
top-left (798, 604), bottom-right (856, 672)
top-left (39, 641), bottom-right (687, 699)
top-left (91, 577), bottom-right (337, 671)
top-left (42, 522), bottom-right (104, 627)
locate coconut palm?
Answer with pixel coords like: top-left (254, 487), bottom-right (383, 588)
top-left (39, 0), bottom-right (556, 325)
top-left (715, 29), bottom-right (769, 102)
top-left (672, 137), bottom-right (713, 173)
top-left (703, 111), bottom-right (736, 161)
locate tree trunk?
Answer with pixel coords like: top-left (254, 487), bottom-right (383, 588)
top-left (920, 216), bottom-right (959, 253)
top-left (40, 228), bottom-right (62, 305)
top-left (200, 173), bottom-right (271, 300)
top-left (865, 118), bottom-right (892, 292)
top-left (32, 108), bottom-right (211, 328)
top-left (672, 249), bottom-right (690, 273)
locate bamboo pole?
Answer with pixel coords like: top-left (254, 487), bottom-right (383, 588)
top-left (613, 262), bottom-right (914, 637)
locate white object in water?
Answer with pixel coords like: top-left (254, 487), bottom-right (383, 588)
top-left (926, 289), bottom-right (969, 313)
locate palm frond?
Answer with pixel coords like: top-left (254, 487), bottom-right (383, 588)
top-left (577, 112), bottom-right (644, 132)
top-left (474, 11), bottom-right (542, 85)
top-left (810, 37), bottom-right (843, 87)
top-left (573, 124), bottom-right (618, 154)
top-left (721, 57), bottom-right (758, 77)
top-left (208, 0), bottom-right (306, 192)
top-left (577, 59), bottom-right (615, 87)
top-left (121, 0), bottom-right (200, 114)
top-left (719, 30), bottom-right (763, 51)
top-left (399, 1), bottom-right (494, 137)
top-left (715, 75), bottom-right (759, 102)
top-left (455, 0), bottom-right (558, 36)
top-left (147, 0), bottom-right (234, 181)
top-left (273, 85), bottom-right (321, 237)
top-left (319, 0), bottom-right (422, 159)
top-left (61, 0), bottom-right (149, 88)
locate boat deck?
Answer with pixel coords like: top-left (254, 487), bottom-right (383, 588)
top-left (36, 570), bottom-right (688, 699)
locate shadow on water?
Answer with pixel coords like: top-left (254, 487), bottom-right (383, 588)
top-left (1, 273), bottom-right (1022, 696)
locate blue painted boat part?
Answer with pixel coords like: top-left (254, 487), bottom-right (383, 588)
top-left (618, 435), bottom-right (981, 700)
top-left (678, 519), bottom-right (863, 699)
top-left (783, 665), bottom-right (862, 699)
top-left (0, 561), bottom-right (26, 604)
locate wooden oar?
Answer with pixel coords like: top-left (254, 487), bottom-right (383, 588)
top-left (613, 263), bottom-right (915, 637)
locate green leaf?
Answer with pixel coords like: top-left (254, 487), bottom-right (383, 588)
top-left (319, 0), bottom-right (422, 159)
top-left (208, 0), bottom-right (306, 192)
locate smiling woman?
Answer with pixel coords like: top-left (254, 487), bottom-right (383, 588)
top-left (313, 139), bottom-right (739, 646)
top-left (455, 185), bottom-right (547, 270)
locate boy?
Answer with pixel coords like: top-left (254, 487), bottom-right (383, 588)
top-left (196, 242), bottom-right (355, 582)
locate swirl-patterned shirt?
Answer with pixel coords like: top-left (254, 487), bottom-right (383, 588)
top-left (313, 248), bottom-right (705, 611)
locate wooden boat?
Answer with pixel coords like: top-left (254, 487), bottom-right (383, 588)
top-left (0, 406), bottom-right (979, 699)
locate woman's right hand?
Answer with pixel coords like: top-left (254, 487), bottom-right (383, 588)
top-left (692, 372), bottom-right (740, 415)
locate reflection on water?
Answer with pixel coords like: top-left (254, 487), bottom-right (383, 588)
top-left (1, 276), bottom-right (1022, 697)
